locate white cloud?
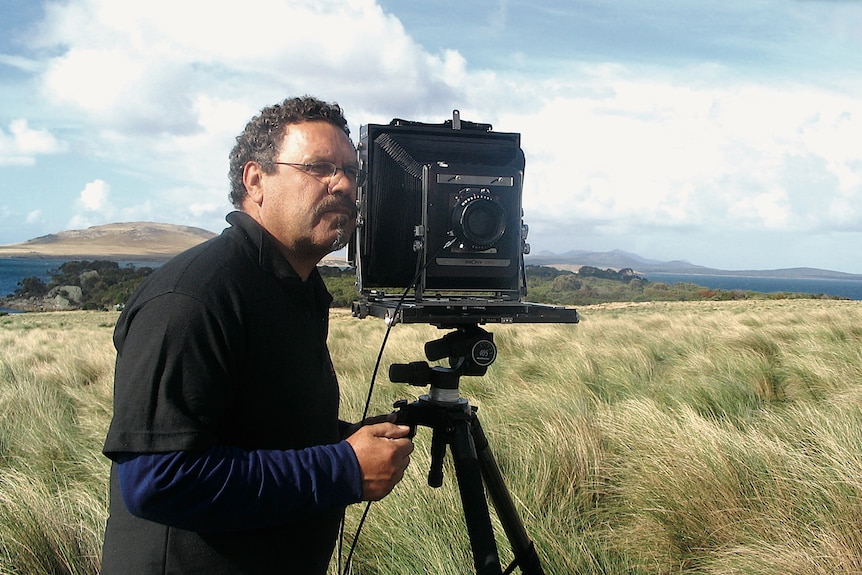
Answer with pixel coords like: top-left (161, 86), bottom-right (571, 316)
top-left (68, 179), bottom-right (116, 230)
top-left (65, 214), bottom-right (92, 231)
top-left (34, 0), bottom-right (461, 133)
top-left (79, 179), bottom-right (110, 211)
top-left (0, 119), bottom-right (67, 165)
top-left (8, 0), bottom-right (861, 270)
top-left (0, 53), bottom-right (42, 73)
top-left (28, 0), bottom-right (469, 201)
top-left (497, 70), bottom-right (862, 239)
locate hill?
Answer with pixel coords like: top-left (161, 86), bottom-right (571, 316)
top-left (3, 225), bottom-right (859, 281)
top-left (0, 223), bottom-right (216, 259)
top-left (526, 249), bottom-right (862, 280)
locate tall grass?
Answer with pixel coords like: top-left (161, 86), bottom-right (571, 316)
top-left (2, 300), bottom-right (862, 574)
top-left (0, 312), bottom-right (115, 575)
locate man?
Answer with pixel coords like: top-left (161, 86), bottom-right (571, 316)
top-left (101, 96), bottom-right (414, 574)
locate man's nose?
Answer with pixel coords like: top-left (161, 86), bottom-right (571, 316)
top-left (328, 170), bottom-right (357, 200)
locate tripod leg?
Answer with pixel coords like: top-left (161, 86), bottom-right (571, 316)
top-left (428, 427), bottom-right (446, 488)
top-left (449, 414), bottom-right (504, 575)
top-left (471, 415), bottom-right (546, 575)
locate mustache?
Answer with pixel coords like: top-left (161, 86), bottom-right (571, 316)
top-left (315, 196), bottom-right (357, 219)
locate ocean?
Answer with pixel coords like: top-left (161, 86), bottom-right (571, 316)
top-left (0, 258), bottom-right (65, 299)
top-left (644, 272), bottom-right (862, 301)
top-left (2, 259), bottom-right (861, 313)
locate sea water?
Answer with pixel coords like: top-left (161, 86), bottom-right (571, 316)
top-left (2, 259), bottom-right (861, 314)
top-left (0, 258), bottom-right (64, 299)
top-left (644, 273), bottom-right (862, 301)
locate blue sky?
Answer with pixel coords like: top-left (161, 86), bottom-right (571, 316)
top-left (1, 0), bottom-right (861, 273)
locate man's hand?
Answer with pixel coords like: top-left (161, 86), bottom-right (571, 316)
top-left (345, 422), bottom-right (414, 501)
top-left (341, 414), bottom-right (395, 439)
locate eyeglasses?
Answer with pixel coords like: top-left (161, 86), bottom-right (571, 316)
top-left (274, 161), bottom-right (366, 186)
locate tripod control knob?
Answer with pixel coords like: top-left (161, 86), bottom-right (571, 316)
top-left (471, 339), bottom-right (497, 367)
top-left (389, 361), bottom-right (431, 385)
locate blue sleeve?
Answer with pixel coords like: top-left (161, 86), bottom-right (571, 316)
top-left (115, 442), bottom-right (363, 532)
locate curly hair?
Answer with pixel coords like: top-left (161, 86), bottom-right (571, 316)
top-left (228, 96), bottom-right (351, 208)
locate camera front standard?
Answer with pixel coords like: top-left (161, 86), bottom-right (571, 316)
top-left (350, 111), bottom-right (526, 299)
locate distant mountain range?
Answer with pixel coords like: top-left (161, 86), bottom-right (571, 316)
top-left (526, 249), bottom-right (862, 281)
top-left (1, 224), bottom-right (859, 281)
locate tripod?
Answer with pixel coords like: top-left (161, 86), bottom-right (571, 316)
top-left (390, 325), bottom-right (545, 575)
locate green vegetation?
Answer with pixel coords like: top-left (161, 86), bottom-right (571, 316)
top-left (10, 261), bottom-right (155, 310)
top-left (0, 312), bottom-right (115, 574)
top-left (523, 266), bottom-right (843, 305)
top-left (320, 265), bottom-right (844, 307)
top-left (318, 265), bottom-right (359, 308)
top-left (9, 262), bottom-right (842, 313)
top-left (3, 300), bottom-right (862, 573)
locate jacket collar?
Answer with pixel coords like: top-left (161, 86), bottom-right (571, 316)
top-left (224, 210), bottom-right (328, 294)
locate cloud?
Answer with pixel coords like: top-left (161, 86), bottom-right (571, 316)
top-left (9, 0), bottom-right (861, 270)
top-left (0, 119), bottom-right (67, 165)
top-left (26, 0), bottom-right (471, 196)
top-left (79, 179), bottom-right (111, 211)
top-left (68, 179), bottom-right (116, 230)
top-left (33, 0), bottom-right (462, 133)
top-left (498, 70), bottom-right (862, 240)
top-left (0, 53), bottom-right (43, 73)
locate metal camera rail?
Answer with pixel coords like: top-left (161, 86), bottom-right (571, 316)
top-left (353, 294), bottom-right (579, 328)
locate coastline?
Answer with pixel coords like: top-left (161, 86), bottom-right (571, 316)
top-left (0, 300), bottom-right (43, 313)
top-left (0, 257), bottom-right (168, 313)
top-left (0, 251), bottom-right (179, 261)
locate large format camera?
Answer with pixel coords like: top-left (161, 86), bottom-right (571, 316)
top-left (348, 113), bottom-right (576, 572)
top-left (350, 111), bottom-right (577, 326)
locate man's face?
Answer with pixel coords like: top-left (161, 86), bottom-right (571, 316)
top-left (255, 121), bottom-right (359, 264)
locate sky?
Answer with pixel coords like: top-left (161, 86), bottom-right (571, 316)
top-left (1, 0), bottom-right (862, 273)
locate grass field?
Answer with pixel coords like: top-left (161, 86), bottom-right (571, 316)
top-left (2, 299), bottom-right (862, 574)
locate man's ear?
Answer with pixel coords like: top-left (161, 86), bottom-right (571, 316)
top-left (242, 161), bottom-right (265, 207)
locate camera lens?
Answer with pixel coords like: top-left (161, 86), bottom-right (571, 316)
top-left (452, 189), bottom-right (507, 250)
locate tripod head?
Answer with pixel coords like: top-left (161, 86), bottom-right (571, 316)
top-left (386, 323), bottom-right (546, 574)
top-left (388, 323), bottom-right (493, 488)
top-left (389, 324), bottom-right (495, 404)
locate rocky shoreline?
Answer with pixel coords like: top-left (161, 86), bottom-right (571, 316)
top-left (0, 285), bottom-right (88, 313)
